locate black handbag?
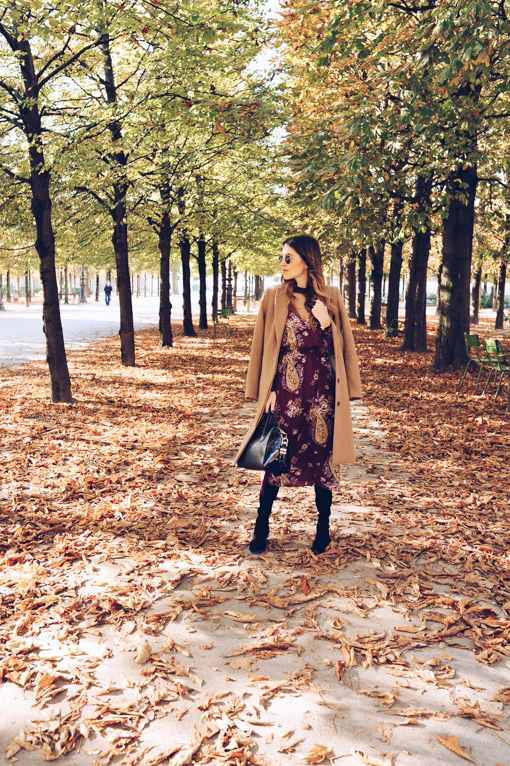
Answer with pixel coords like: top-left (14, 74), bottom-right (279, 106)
top-left (237, 410), bottom-right (290, 476)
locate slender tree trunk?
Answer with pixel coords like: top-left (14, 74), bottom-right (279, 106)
top-left (16, 37), bottom-right (72, 401)
top-left (158, 197), bottom-right (173, 347)
top-left (357, 248), bottom-right (366, 325)
top-left (434, 165), bottom-right (478, 370)
top-left (386, 240), bottom-right (403, 330)
top-left (211, 240), bottom-right (219, 322)
top-left (25, 270), bottom-right (30, 307)
top-left (495, 260), bottom-right (507, 330)
top-left (180, 230), bottom-right (196, 337)
top-left (471, 265), bottom-right (482, 325)
top-left (100, 30), bottom-right (135, 366)
top-left (226, 259), bottom-right (233, 310)
top-left (6, 269), bottom-right (10, 301)
top-left (402, 227), bottom-right (431, 352)
top-left (436, 263), bottom-right (443, 315)
top-left (197, 234), bottom-right (208, 329)
top-left (233, 269), bottom-right (238, 312)
top-left (221, 259), bottom-right (227, 310)
top-left (346, 253), bottom-right (357, 319)
top-left (95, 273), bottom-right (100, 302)
top-left (369, 242), bottom-right (385, 330)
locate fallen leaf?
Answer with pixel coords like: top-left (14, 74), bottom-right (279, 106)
top-left (436, 736), bottom-right (475, 763)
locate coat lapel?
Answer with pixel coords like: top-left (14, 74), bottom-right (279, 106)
top-left (274, 286), bottom-right (290, 347)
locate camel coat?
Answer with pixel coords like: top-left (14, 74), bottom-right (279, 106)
top-left (234, 285), bottom-right (362, 467)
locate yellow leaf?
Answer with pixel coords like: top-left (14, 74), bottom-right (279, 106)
top-left (302, 744), bottom-right (332, 763)
top-left (436, 736), bottom-right (475, 763)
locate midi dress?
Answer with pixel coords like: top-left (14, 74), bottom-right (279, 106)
top-left (265, 304), bottom-right (339, 490)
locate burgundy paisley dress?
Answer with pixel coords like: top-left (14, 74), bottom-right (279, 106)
top-left (265, 305), bottom-right (339, 490)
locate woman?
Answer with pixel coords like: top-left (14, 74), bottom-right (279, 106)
top-left (235, 234), bottom-right (362, 554)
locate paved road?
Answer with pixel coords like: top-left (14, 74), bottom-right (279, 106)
top-left (0, 295), bottom-right (215, 368)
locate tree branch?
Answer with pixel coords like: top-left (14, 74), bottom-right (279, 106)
top-left (0, 163), bottom-right (31, 184)
top-left (74, 186), bottom-right (112, 212)
top-left (39, 38), bottom-right (102, 90)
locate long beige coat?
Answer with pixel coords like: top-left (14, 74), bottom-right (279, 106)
top-left (234, 285), bottom-right (362, 467)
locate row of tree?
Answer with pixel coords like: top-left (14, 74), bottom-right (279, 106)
top-left (276, 0), bottom-right (510, 366)
top-left (0, 0), bottom-right (287, 401)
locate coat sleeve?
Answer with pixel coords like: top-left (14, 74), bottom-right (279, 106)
top-left (335, 288), bottom-right (363, 400)
top-left (244, 290), bottom-right (268, 401)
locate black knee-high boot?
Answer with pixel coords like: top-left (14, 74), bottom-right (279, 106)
top-left (249, 482), bottom-right (279, 553)
top-left (312, 485), bottom-right (332, 554)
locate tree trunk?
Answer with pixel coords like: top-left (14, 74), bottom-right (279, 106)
top-left (17, 36), bottom-right (72, 401)
top-left (471, 265), bottom-right (482, 325)
top-left (386, 240), bottom-right (403, 330)
top-left (357, 248), bottom-right (366, 325)
top-left (346, 253), bottom-right (357, 319)
top-left (495, 260), bottom-right (507, 330)
top-left (221, 259), bottom-right (227, 310)
top-left (25, 270), bottom-right (30, 307)
top-left (402, 227), bottom-right (431, 352)
top-left (158, 203), bottom-right (173, 347)
top-left (95, 273), bottom-right (100, 302)
top-left (6, 269), bottom-right (10, 301)
top-left (101, 29), bottom-right (135, 366)
top-left (369, 242), bottom-right (385, 330)
top-left (180, 231), bottom-right (196, 337)
top-left (212, 240), bottom-right (219, 322)
top-left (434, 165), bottom-right (478, 370)
top-left (226, 259), bottom-right (233, 310)
top-left (197, 234), bottom-right (208, 329)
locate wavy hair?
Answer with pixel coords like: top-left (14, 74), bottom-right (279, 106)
top-left (282, 234), bottom-right (329, 311)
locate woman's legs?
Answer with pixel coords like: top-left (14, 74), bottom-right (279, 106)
top-left (312, 485), bottom-right (332, 554)
top-left (249, 478), bottom-right (279, 553)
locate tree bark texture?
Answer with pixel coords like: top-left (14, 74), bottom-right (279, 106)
top-left (179, 231), bottom-right (196, 337)
top-left (357, 248), bottom-right (366, 325)
top-left (158, 206), bottom-right (173, 347)
top-left (402, 228), bottom-right (431, 352)
top-left (495, 260), bottom-right (507, 330)
top-left (221, 259), bottom-right (227, 310)
top-left (197, 234), bottom-right (208, 329)
top-left (386, 240), bottom-right (403, 331)
top-left (471, 266), bottom-right (482, 325)
top-left (434, 165), bottom-right (478, 370)
top-left (101, 30), bottom-right (135, 366)
top-left (346, 253), bottom-right (357, 319)
top-left (17, 36), bottom-right (73, 402)
top-left (369, 243), bottom-right (385, 330)
top-left (211, 240), bottom-right (219, 321)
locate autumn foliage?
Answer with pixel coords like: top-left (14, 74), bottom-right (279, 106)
top-left (0, 317), bottom-right (509, 764)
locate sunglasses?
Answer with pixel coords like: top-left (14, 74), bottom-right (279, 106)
top-left (278, 254), bottom-right (294, 264)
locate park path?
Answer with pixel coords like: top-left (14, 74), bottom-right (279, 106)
top-left (0, 318), bottom-right (508, 766)
top-left (0, 294), bottom-right (221, 368)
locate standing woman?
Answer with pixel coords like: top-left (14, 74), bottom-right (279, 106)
top-left (235, 235), bottom-right (362, 554)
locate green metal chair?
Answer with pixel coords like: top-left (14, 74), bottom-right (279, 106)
top-left (483, 338), bottom-right (510, 401)
top-left (459, 333), bottom-right (487, 392)
top-left (213, 308), bottom-right (233, 338)
top-left (384, 318), bottom-right (400, 338)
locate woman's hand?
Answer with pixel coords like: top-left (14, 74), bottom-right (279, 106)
top-left (311, 299), bottom-right (331, 329)
top-left (265, 391), bottom-right (276, 412)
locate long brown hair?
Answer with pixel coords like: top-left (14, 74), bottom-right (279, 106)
top-left (282, 234), bottom-right (329, 311)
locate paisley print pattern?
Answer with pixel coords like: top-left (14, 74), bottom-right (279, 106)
top-left (266, 306), bottom-right (338, 489)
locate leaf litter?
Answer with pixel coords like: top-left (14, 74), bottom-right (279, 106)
top-left (0, 316), bottom-right (509, 765)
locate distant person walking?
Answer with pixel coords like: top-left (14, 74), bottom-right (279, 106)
top-left (235, 234), bottom-right (362, 555)
top-left (104, 282), bottom-right (113, 306)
